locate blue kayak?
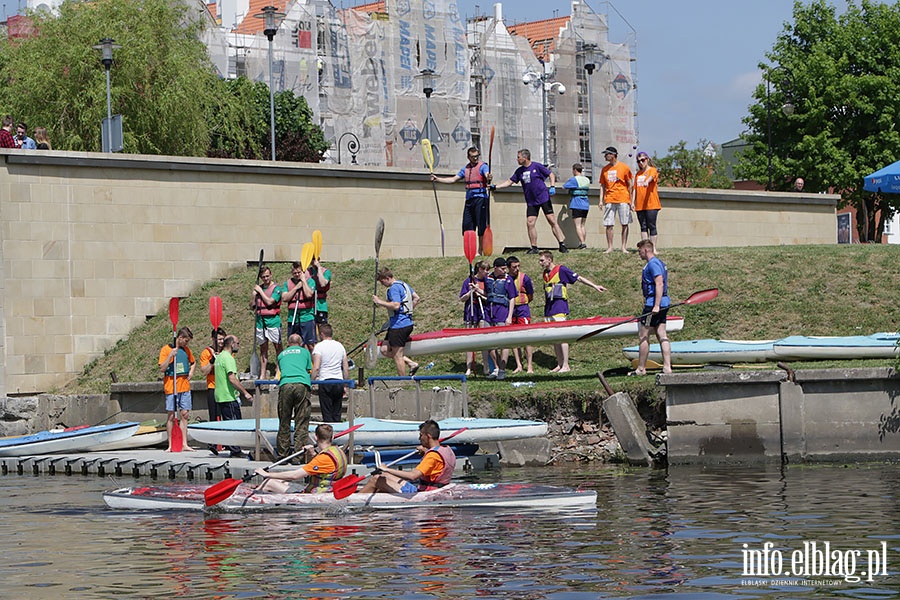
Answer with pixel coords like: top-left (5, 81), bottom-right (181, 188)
top-left (772, 333), bottom-right (900, 360)
top-left (622, 339), bottom-right (778, 364)
top-left (0, 422), bottom-right (141, 457)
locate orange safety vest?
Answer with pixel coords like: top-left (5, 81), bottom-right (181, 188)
top-left (543, 265), bottom-right (568, 301)
top-left (464, 161), bottom-right (488, 190)
top-left (514, 272), bottom-right (530, 306)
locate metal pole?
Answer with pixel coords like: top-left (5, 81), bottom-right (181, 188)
top-left (105, 66), bottom-right (112, 153)
top-left (587, 73), bottom-right (595, 179)
top-left (541, 80), bottom-right (548, 165)
top-left (766, 76), bottom-right (772, 191)
top-left (268, 36), bottom-right (276, 161)
top-left (425, 94), bottom-right (432, 140)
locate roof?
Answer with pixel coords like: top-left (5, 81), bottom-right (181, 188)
top-left (507, 15), bottom-right (570, 62)
top-left (352, 1), bottom-right (386, 12)
top-left (233, 0), bottom-right (289, 35)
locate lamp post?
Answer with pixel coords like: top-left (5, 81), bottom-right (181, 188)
top-left (337, 132), bottom-right (360, 165)
top-left (523, 63), bottom-right (565, 166)
top-left (582, 44), bottom-right (605, 180)
top-left (415, 68), bottom-right (441, 165)
top-left (765, 66), bottom-right (795, 190)
top-left (255, 5), bottom-right (286, 161)
top-left (92, 38), bottom-right (121, 153)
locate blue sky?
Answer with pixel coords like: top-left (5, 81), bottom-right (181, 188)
top-left (455, 0), bottom-right (844, 155)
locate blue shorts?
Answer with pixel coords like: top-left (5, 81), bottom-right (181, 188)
top-left (166, 390), bottom-right (192, 412)
top-left (299, 320), bottom-right (318, 346)
top-left (399, 481), bottom-right (418, 494)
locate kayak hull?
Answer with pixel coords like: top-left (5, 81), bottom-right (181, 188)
top-left (187, 417), bottom-right (548, 449)
top-left (622, 339), bottom-right (778, 364)
top-left (103, 482), bottom-right (597, 511)
top-left (404, 315), bottom-right (684, 357)
top-left (0, 422), bottom-right (141, 457)
top-left (86, 427), bottom-right (168, 452)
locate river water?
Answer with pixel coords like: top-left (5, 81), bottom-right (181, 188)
top-left (2, 463), bottom-right (898, 599)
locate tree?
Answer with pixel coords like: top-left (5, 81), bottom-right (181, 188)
top-left (736, 0), bottom-right (900, 242)
top-left (655, 140), bottom-right (734, 189)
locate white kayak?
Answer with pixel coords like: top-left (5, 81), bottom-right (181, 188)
top-left (622, 339), bottom-right (779, 364)
top-left (402, 315), bottom-right (684, 357)
top-left (102, 482), bottom-right (597, 511)
top-left (772, 332), bottom-right (900, 360)
top-left (85, 422), bottom-right (168, 451)
top-left (187, 417), bottom-right (548, 449)
top-left (0, 422), bottom-right (141, 457)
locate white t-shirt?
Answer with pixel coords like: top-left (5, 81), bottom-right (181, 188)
top-left (312, 339), bottom-right (347, 380)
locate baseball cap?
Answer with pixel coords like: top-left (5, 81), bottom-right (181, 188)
top-left (493, 257), bottom-right (507, 268)
top-left (603, 146), bottom-right (618, 156)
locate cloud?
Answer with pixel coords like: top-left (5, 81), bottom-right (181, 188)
top-left (728, 70), bottom-right (763, 101)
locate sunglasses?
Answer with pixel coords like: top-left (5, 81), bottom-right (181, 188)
top-left (637, 157), bottom-right (648, 162)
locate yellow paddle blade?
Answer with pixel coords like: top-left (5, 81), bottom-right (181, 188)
top-left (312, 230), bottom-right (322, 259)
top-left (301, 242), bottom-right (315, 271)
top-left (421, 138), bottom-right (434, 173)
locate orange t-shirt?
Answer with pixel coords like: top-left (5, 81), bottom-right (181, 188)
top-left (415, 450), bottom-right (445, 482)
top-left (303, 451), bottom-right (339, 476)
top-left (600, 162), bottom-right (633, 204)
top-left (199, 346), bottom-right (216, 389)
top-left (634, 166), bottom-right (661, 211)
top-left (158, 345), bottom-right (195, 395)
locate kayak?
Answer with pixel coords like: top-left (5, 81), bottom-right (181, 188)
top-left (188, 417), bottom-right (548, 449)
top-left (0, 422), bottom-right (141, 457)
top-left (772, 332), bottom-right (900, 360)
top-left (86, 422), bottom-right (168, 451)
top-left (102, 482), bottom-right (597, 511)
top-left (622, 339), bottom-right (778, 364)
top-left (402, 315), bottom-right (684, 357)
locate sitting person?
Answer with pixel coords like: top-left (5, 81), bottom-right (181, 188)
top-left (254, 424), bottom-right (347, 493)
top-left (359, 419), bottom-right (456, 494)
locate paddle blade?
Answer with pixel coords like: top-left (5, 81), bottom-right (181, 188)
top-left (301, 242), bottom-right (315, 271)
top-left (374, 218), bottom-right (385, 256)
top-left (256, 249), bottom-right (265, 279)
top-left (312, 230), bottom-right (323, 259)
top-left (463, 230), bottom-right (477, 263)
top-left (421, 138), bottom-right (435, 173)
top-left (483, 226), bottom-right (494, 256)
top-left (170, 416), bottom-right (183, 452)
top-left (168, 297), bottom-right (179, 331)
top-left (365, 334), bottom-right (379, 369)
top-left (684, 288), bottom-right (719, 305)
top-left (250, 347), bottom-right (261, 379)
top-left (205, 478), bottom-right (242, 507)
top-left (209, 296), bottom-right (223, 329)
top-left (332, 474), bottom-right (366, 500)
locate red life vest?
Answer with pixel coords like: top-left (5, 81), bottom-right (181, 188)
top-left (464, 161), bottom-right (488, 190)
top-left (309, 268), bottom-right (331, 300)
top-left (285, 278), bottom-right (314, 310)
top-left (255, 283), bottom-right (281, 316)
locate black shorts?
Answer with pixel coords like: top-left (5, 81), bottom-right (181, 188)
top-left (571, 208), bottom-right (589, 219)
top-left (314, 310), bottom-right (328, 324)
top-left (386, 324), bottom-right (414, 349)
top-left (462, 196), bottom-right (488, 236)
top-left (638, 306), bottom-right (669, 328)
top-left (526, 200), bottom-right (554, 218)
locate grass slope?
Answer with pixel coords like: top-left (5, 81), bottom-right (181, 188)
top-left (64, 244), bottom-right (900, 402)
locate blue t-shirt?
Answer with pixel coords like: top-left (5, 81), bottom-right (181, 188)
top-left (387, 280), bottom-right (414, 329)
top-left (457, 163), bottom-right (490, 200)
top-left (642, 257), bottom-right (670, 308)
top-left (510, 161), bottom-right (552, 206)
top-left (563, 175), bottom-right (591, 211)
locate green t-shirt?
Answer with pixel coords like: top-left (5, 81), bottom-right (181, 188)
top-left (277, 345), bottom-right (312, 386)
top-left (214, 349), bottom-right (240, 403)
top-left (315, 269), bottom-right (332, 313)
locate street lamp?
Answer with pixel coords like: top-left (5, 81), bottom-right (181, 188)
top-left (337, 132), bottom-right (360, 165)
top-left (255, 5), bottom-right (285, 161)
top-left (92, 37), bottom-right (121, 153)
top-left (765, 65), bottom-right (795, 190)
top-left (523, 63), bottom-right (566, 166)
top-left (415, 68), bottom-right (441, 165)
top-left (582, 44), bottom-right (605, 180)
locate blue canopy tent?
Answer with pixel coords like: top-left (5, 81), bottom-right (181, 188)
top-left (863, 159), bottom-right (900, 193)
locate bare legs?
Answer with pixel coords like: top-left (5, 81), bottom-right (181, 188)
top-left (604, 224), bottom-right (629, 254)
top-left (636, 322), bottom-right (671, 375)
top-left (526, 213), bottom-right (566, 247)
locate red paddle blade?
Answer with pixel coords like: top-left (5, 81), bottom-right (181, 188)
top-left (463, 230), bottom-right (477, 263)
top-left (332, 474), bottom-right (366, 499)
top-left (483, 226), bottom-right (494, 257)
top-left (684, 288), bottom-right (719, 305)
top-left (168, 297), bottom-right (179, 331)
top-left (209, 296), bottom-right (223, 329)
top-left (170, 416), bottom-right (183, 452)
top-left (205, 478), bottom-right (243, 507)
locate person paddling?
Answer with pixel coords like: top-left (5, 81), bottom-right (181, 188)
top-left (359, 420), bottom-right (456, 494)
top-left (254, 424), bottom-right (348, 493)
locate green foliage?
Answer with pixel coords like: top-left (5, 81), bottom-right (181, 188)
top-left (655, 140), bottom-right (734, 189)
top-left (736, 0), bottom-right (900, 242)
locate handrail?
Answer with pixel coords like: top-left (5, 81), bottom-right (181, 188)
top-left (367, 374), bottom-right (468, 419)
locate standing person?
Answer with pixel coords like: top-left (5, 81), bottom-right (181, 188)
top-left (459, 260), bottom-right (489, 376)
top-left (252, 265), bottom-right (283, 378)
top-left (214, 335), bottom-right (253, 458)
top-left (359, 420), bottom-right (456, 494)
top-left (0, 116), bottom-right (15, 148)
top-left (275, 333), bottom-right (313, 461)
top-left (632, 152), bottom-right (662, 248)
top-left (373, 267), bottom-right (420, 376)
top-left (254, 424), bottom-right (348, 494)
top-left (538, 251), bottom-right (607, 372)
top-left (634, 240), bottom-right (672, 375)
top-left (281, 261), bottom-right (316, 349)
top-left (15, 122), bottom-right (35, 149)
top-left (483, 257), bottom-right (517, 380)
top-left (310, 257), bottom-right (332, 327)
top-left (33, 127), bottom-right (51, 150)
top-left (431, 146), bottom-right (492, 254)
top-left (493, 148), bottom-right (568, 255)
top-left (562, 163), bottom-right (591, 249)
top-left (506, 256), bottom-right (535, 374)
top-left (199, 327), bottom-right (227, 455)
top-left (158, 326), bottom-right (196, 452)
top-left (599, 146), bottom-right (634, 254)
top-left (311, 323), bottom-right (349, 423)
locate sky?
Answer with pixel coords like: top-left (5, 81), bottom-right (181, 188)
top-left (454, 0), bottom-right (838, 155)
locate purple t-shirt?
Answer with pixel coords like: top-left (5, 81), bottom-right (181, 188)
top-left (510, 161), bottom-right (552, 206)
top-left (459, 277), bottom-right (485, 323)
top-left (543, 265), bottom-right (579, 317)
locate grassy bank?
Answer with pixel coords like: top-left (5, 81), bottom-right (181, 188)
top-left (64, 244), bottom-right (899, 410)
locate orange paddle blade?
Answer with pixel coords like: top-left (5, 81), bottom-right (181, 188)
top-left (483, 227), bottom-right (494, 256)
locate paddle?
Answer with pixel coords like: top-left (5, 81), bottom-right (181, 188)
top-left (204, 423), bottom-right (364, 507)
top-left (332, 426), bottom-right (468, 500)
top-left (483, 125), bottom-right (495, 256)
top-left (577, 288), bottom-right (720, 342)
top-left (292, 242), bottom-right (315, 330)
top-left (168, 297), bottom-right (183, 452)
top-left (463, 230), bottom-right (477, 323)
top-left (366, 219), bottom-right (385, 369)
top-left (422, 138), bottom-right (445, 257)
top-left (250, 249), bottom-right (264, 379)
top-left (312, 230), bottom-right (322, 260)
top-left (209, 296), bottom-right (223, 330)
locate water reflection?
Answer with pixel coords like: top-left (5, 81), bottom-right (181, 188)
top-left (0, 465), bottom-right (898, 598)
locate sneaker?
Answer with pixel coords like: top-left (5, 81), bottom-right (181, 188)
top-left (559, 243), bottom-right (569, 253)
top-left (525, 246), bottom-right (539, 255)
top-left (487, 368), bottom-right (499, 379)
top-left (208, 445), bottom-right (219, 456)
top-left (497, 370), bottom-right (506, 380)
top-left (577, 243), bottom-right (587, 250)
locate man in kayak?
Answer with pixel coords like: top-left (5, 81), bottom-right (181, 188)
top-left (634, 240), bottom-right (672, 375)
top-left (159, 326), bottom-right (196, 452)
top-left (373, 267), bottom-right (420, 376)
top-left (538, 251), bottom-right (608, 372)
top-left (358, 420), bottom-right (456, 494)
top-left (254, 424), bottom-right (348, 493)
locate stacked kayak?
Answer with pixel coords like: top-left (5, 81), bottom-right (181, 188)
top-left (103, 482), bottom-right (597, 511)
top-left (86, 421), bottom-right (168, 451)
top-left (623, 332), bottom-right (899, 365)
top-left (188, 417), bottom-right (548, 449)
top-left (0, 422), bottom-right (141, 457)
